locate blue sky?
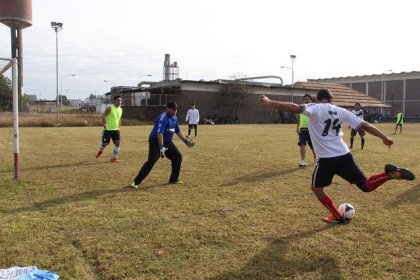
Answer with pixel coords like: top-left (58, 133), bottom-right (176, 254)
top-left (1, 0), bottom-right (419, 100)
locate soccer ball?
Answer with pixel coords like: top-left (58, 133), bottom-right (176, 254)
top-left (338, 203), bottom-right (355, 219)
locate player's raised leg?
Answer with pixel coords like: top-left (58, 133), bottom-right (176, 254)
top-left (96, 130), bottom-right (109, 158)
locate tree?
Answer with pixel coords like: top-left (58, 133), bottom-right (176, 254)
top-left (0, 75), bottom-right (12, 110)
top-left (218, 73), bottom-right (249, 119)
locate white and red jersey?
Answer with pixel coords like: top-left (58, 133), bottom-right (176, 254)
top-left (351, 108), bottom-right (364, 120)
top-left (303, 103), bottom-right (364, 158)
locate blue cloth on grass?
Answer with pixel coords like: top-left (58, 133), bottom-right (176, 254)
top-left (18, 269), bottom-right (59, 280)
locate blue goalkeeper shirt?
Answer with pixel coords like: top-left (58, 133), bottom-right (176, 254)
top-left (150, 112), bottom-right (180, 145)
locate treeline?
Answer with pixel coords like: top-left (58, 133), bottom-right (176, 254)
top-left (0, 75), bottom-right (12, 110)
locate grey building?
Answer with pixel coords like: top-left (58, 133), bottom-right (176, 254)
top-left (308, 71), bottom-right (420, 118)
top-left (118, 79), bottom-right (388, 124)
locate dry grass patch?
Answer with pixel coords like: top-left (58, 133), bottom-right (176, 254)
top-left (0, 123), bottom-right (419, 279)
top-left (0, 112), bottom-right (149, 127)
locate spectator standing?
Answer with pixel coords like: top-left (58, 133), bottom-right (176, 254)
top-left (186, 103), bottom-right (200, 138)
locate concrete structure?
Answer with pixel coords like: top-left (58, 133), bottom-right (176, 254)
top-left (117, 79), bottom-right (388, 124)
top-left (308, 71), bottom-right (420, 118)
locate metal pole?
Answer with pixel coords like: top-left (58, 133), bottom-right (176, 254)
top-left (291, 60), bottom-right (294, 86)
top-left (55, 30), bottom-right (59, 119)
top-left (18, 29), bottom-right (23, 111)
top-left (12, 58), bottom-right (19, 180)
top-left (381, 74), bottom-right (384, 115)
top-left (402, 79), bottom-right (406, 115)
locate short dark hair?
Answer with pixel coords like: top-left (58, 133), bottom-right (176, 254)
top-left (316, 89), bottom-right (333, 102)
top-left (191, 103), bottom-right (195, 106)
top-left (354, 102), bottom-right (361, 106)
top-left (303, 94), bottom-right (313, 100)
top-left (167, 101), bottom-right (178, 109)
top-left (114, 95), bottom-right (121, 100)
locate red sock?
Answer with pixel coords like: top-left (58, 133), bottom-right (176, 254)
top-left (318, 195), bottom-right (342, 219)
top-left (365, 172), bottom-right (391, 192)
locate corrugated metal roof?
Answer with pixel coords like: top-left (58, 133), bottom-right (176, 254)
top-left (293, 82), bottom-right (390, 108)
top-left (308, 71), bottom-right (420, 82)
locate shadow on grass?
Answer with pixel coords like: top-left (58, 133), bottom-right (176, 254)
top-left (218, 167), bottom-right (302, 187)
top-left (1, 182), bottom-right (175, 214)
top-left (1, 186), bottom-right (135, 214)
top-left (209, 227), bottom-right (342, 280)
top-left (0, 160), bottom-right (109, 173)
top-left (386, 184), bottom-right (419, 208)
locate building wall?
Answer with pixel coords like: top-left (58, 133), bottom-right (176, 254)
top-left (122, 106), bottom-right (166, 122)
top-left (122, 90), bottom-right (299, 124)
top-left (319, 76), bottom-right (420, 117)
top-left (178, 89), bottom-right (304, 124)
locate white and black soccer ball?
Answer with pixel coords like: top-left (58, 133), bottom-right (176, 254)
top-left (338, 203), bottom-right (355, 219)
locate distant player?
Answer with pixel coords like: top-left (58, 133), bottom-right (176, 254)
top-left (131, 101), bottom-right (194, 188)
top-left (393, 112), bottom-right (403, 134)
top-left (186, 103), bottom-right (200, 138)
top-left (349, 102), bottom-right (366, 149)
top-left (297, 94), bottom-right (315, 167)
top-left (96, 96), bottom-right (123, 162)
top-left (258, 89), bottom-right (415, 224)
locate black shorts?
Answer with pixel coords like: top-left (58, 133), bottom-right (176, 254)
top-left (298, 129), bottom-right (313, 149)
top-left (350, 128), bottom-right (365, 137)
top-left (312, 153), bottom-right (366, 188)
top-left (102, 130), bottom-right (120, 145)
top-left (188, 124), bottom-right (198, 129)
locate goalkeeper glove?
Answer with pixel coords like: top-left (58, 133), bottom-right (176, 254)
top-left (184, 139), bottom-right (195, 148)
top-left (160, 145), bottom-right (168, 158)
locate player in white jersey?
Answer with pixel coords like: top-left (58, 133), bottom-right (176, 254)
top-left (258, 89), bottom-right (415, 224)
top-left (349, 102), bottom-right (366, 149)
top-left (186, 103), bottom-right (200, 138)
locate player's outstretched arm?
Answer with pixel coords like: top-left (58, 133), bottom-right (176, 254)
top-left (362, 121), bottom-right (393, 146)
top-left (258, 95), bottom-right (303, 114)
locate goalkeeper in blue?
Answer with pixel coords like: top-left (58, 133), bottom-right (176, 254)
top-left (131, 101), bottom-right (194, 188)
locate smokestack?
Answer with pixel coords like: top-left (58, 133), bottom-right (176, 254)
top-left (163, 54), bottom-right (170, 81)
top-left (162, 54), bottom-right (180, 81)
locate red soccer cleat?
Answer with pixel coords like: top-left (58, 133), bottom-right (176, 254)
top-left (322, 215), bottom-right (349, 224)
top-left (95, 151), bottom-right (102, 158)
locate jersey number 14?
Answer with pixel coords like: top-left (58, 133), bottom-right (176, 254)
top-left (322, 119), bottom-right (341, 136)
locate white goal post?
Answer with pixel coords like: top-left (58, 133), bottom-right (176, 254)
top-left (0, 57), bottom-right (19, 179)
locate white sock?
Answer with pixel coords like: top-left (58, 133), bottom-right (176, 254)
top-left (112, 146), bottom-right (120, 158)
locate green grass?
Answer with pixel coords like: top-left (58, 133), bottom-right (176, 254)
top-left (0, 123), bottom-right (419, 279)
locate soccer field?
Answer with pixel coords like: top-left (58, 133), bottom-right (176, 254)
top-left (0, 124), bottom-right (419, 279)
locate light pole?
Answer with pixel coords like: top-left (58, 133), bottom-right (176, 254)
top-left (60, 74), bottom-right (76, 108)
top-left (104, 80), bottom-right (116, 87)
top-left (280, 54), bottom-right (296, 102)
top-left (51, 21), bottom-right (63, 119)
top-left (137, 74), bottom-right (152, 86)
top-left (381, 69), bottom-right (392, 115)
top-left (290, 54), bottom-right (296, 87)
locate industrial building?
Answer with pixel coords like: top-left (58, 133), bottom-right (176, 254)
top-left (309, 71), bottom-right (420, 119)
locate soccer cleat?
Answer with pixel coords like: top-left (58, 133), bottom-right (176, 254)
top-left (95, 151), bottom-right (102, 158)
top-left (385, 164), bottom-right (415, 181)
top-left (299, 160), bottom-right (307, 167)
top-left (168, 180), bottom-right (184, 185)
top-left (321, 215), bottom-right (349, 224)
top-left (130, 181), bottom-right (140, 188)
top-left (111, 158), bottom-right (120, 163)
